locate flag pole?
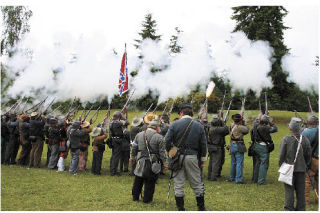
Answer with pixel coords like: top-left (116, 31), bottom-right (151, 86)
top-left (125, 43), bottom-right (129, 120)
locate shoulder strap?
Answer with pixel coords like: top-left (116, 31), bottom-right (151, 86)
top-left (293, 135), bottom-right (303, 164)
top-left (176, 119), bottom-right (194, 148)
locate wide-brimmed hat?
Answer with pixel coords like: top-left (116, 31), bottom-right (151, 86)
top-left (148, 119), bottom-right (160, 128)
top-left (288, 117), bottom-right (301, 132)
top-left (132, 117), bottom-right (143, 127)
top-left (18, 114), bottom-right (28, 121)
top-left (231, 114), bottom-right (242, 121)
top-left (211, 115), bottom-right (219, 124)
top-left (113, 111), bottom-right (121, 118)
top-left (30, 112), bottom-right (39, 117)
top-left (144, 112), bottom-right (159, 124)
top-left (307, 115), bottom-right (318, 125)
top-left (90, 127), bottom-right (102, 137)
top-left (81, 120), bottom-right (90, 128)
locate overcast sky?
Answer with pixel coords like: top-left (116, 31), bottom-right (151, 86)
top-left (0, 0), bottom-right (319, 101)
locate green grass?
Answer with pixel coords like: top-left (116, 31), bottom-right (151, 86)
top-left (1, 110), bottom-right (319, 211)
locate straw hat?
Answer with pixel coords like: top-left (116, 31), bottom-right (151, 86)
top-left (144, 112), bottom-right (159, 124)
top-left (30, 112), bottom-right (39, 117)
top-left (90, 127), bottom-right (102, 137)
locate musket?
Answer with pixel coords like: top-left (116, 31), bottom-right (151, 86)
top-left (258, 99), bottom-right (263, 120)
top-left (161, 101), bottom-right (169, 118)
top-left (152, 103), bottom-right (159, 114)
top-left (89, 105), bottom-right (101, 124)
top-left (241, 97), bottom-right (246, 119)
top-left (224, 99), bottom-right (232, 123)
top-left (265, 92), bottom-right (269, 115)
top-left (168, 100), bottom-right (175, 118)
top-left (219, 90), bottom-right (226, 120)
top-left (121, 88), bottom-right (136, 114)
top-left (12, 96), bottom-right (25, 113)
top-left (190, 95), bottom-right (194, 105)
top-left (78, 103), bottom-right (87, 121)
top-left (82, 105), bottom-right (94, 122)
top-left (102, 105), bottom-right (111, 129)
top-left (307, 96), bottom-right (314, 115)
top-left (25, 96), bottom-right (48, 113)
top-left (21, 98), bottom-right (30, 113)
top-left (294, 110), bottom-right (307, 124)
top-left (200, 98), bottom-right (208, 122)
top-left (42, 97), bottom-right (56, 116)
top-left (144, 103), bottom-right (154, 117)
top-left (49, 104), bottom-right (62, 116)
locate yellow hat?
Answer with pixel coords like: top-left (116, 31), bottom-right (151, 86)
top-left (30, 112), bottom-right (39, 117)
top-left (144, 112), bottom-right (159, 124)
top-left (81, 121), bottom-right (90, 128)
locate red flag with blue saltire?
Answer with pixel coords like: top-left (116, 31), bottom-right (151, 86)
top-left (119, 45), bottom-right (129, 96)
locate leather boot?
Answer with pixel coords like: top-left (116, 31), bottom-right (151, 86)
top-left (175, 196), bottom-right (185, 211)
top-left (196, 195), bottom-right (206, 211)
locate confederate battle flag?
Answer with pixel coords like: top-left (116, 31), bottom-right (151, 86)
top-left (119, 46), bottom-right (129, 96)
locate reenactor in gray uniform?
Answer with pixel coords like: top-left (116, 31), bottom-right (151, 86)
top-left (17, 114), bottom-right (31, 166)
top-left (279, 117), bottom-right (311, 211)
top-left (129, 117), bottom-right (144, 176)
top-left (47, 118), bottom-right (61, 169)
top-left (120, 120), bottom-right (131, 173)
top-left (130, 119), bottom-right (167, 203)
top-left (159, 114), bottom-right (170, 136)
top-left (251, 115), bottom-right (277, 185)
top-left (67, 120), bottom-right (92, 175)
top-left (109, 111), bottom-right (127, 176)
top-left (165, 104), bottom-right (207, 211)
top-left (78, 121), bottom-right (91, 171)
top-left (207, 115), bottom-right (229, 181)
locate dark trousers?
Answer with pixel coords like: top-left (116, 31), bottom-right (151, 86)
top-left (208, 148), bottom-right (223, 180)
top-left (28, 138), bottom-right (44, 168)
top-left (284, 172), bottom-right (306, 211)
top-left (4, 137), bottom-right (19, 164)
top-left (46, 144), bottom-right (51, 166)
top-left (17, 143), bottom-right (32, 165)
top-left (110, 143), bottom-right (122, 175)
top-left (132, 175), bottom-right (158, 203)
top-left (1, 136), bottom-right (7, 164)
top-left (218, 148), bottom-right (225, 176)
top-left (120, 150), bottom-right (130, 172)
top-left (92, 150), bottom-right (104, 174)
top-left (130, 162), bottom-right (136, 176)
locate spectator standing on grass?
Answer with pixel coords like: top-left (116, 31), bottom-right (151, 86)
top-left (165, 104), bottom-right (207, 211)
top-left (207, 115), bottom-right (229, 181)
top-left (28, 112), bottom-right (45, 168)
top-left (78, 121), bottom-right (91, 171)
top-left (279, 117), bottom-right (311, 211)
top-left (227, 113), bottom-right (249, 184)
top-left (91, 127), bottom-right (108, 175)
top-left (67, 121), bottom-right (92, 175)
top-left (131, 119), bottom-right (167, 203)
top-left (301, 115), bottom-right (319, 205)
top-left (251, 115), bottom-right (277, 185)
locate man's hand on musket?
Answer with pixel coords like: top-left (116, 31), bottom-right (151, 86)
top-left (130, 158), bottom-right (136, 165)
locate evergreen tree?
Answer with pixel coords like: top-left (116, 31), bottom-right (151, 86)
top-left (169, 27), bottom-right (183, 55)
top-left (231, 6), bottom-right (294, 107)
top-left (134, 13), bottom-right (161, 49)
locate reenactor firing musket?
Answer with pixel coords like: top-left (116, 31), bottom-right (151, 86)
top-left (167, 99), bottom-right (175, 119)
top-left (82, 105), bottom-right (94, 122)
top-left (144, 103), bottom-right (154, 117)
top-left (258, 99), bottom-right (263, 120)
top-left (6, 96), bottom-right (24, 114)
top-left (200, 81), bottom-right (215, 122)
top-left (161, 101), bottom-right (168, 118)
top-left (89, 105), bottom-right (101, 124)
top-left (307, 96), bottom-right (314, 115)
top-left (219, 90), bottom-right (226, 120)
top-left (265, 92), bottom-right (269, 115)
top-left (224, 99), bottom-right (232, 123)
top-left (36, 97), bottom-right (56, 119)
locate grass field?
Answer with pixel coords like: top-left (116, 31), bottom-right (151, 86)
top-left (1, 110), bottom-right (319, 211)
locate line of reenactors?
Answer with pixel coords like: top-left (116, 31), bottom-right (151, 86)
top-left (1, 94), bottom-right (318, 211)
